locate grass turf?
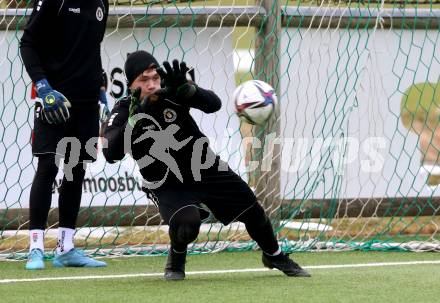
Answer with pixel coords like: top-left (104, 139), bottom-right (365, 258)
top-left (1, 251), bottom-right (439, 303)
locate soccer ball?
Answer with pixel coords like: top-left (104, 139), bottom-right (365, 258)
top-left (234, 80), bottom-right (277, 125)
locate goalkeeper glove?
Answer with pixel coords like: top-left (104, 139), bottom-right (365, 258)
top-left (128, 87), bottom-right (142, 128)
top-left (156, 59), bottom-right (197, 101)
top-left (99, 88), bottom-right (111, 123)
top-left (35, 79), bottom-right (71, 124)
top-left (128, 87), bottom-right (170, 128)
top-left (128, 87), bottom-right (157, 128)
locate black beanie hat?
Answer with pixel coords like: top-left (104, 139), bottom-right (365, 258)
top-left (124, 51), bottom-right (159, 87)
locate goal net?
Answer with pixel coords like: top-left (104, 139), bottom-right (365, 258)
top-left (0, 0), bottom-right (439, 259)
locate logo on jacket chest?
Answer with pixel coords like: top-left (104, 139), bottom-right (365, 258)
top-left (68, 7), bottom-right (81, 14)
top-left (96, 7), bottom-right (104, 21)
top-left (163, 108), bottom-right (177, 123)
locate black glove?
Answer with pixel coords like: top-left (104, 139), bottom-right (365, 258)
top-left (128, 87), bottom-right (170, 128)
top-left (156, 59), bottom-right (196, 101)
top-left (128, 88), bottom-right (144, 128)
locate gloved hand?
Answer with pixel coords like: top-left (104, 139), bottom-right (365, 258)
top-left (156, 59), bottom-right (196, 101)
top-left (99, 88), bottom-right (110, 123)
top-left (128, 87), bottom-right (170, 129)
top-left (128, 87), bottom-right (158, 128)
top-left (128, 87), bottom-right (142, 128)
top-left (35, 79), bottom-right (71, 124)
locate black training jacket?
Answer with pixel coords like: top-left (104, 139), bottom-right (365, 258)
top-left (102, 87), bottom-right (222, 185)
top-left (20, 0), bottom-right (109, 103)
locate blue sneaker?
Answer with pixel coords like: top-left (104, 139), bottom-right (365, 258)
top-left (52, 249), bottom-right (107, 268)
top-left (25, 248), bottom-right (45, 270)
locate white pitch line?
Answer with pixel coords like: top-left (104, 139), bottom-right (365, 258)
top-left (306, 260), bottom-right (440, 269)
top-left (1, 260), bottom-right (440, 284)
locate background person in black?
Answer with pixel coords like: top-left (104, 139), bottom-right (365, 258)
top-left (20, 0), bottom-right (109, 270)
top-left (102, 50), bottom-right (310, 280)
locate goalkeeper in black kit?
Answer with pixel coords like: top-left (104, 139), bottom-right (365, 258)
top-left (102, 50), bottom-right (310, 280)
top-left (20, 0), bottom-right (109, 269)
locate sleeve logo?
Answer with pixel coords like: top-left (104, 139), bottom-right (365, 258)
top-left (107, 112), bottom-right (118, 126)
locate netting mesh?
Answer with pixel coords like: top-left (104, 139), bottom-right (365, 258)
top-left (0, 0), bottom-right (440, 259)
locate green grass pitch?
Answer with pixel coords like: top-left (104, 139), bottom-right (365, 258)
top-left (1, 251), bottom-right (439, 303)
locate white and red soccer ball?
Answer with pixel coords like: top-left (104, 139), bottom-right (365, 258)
top-left (234, 80), bottom-right (277, 125)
